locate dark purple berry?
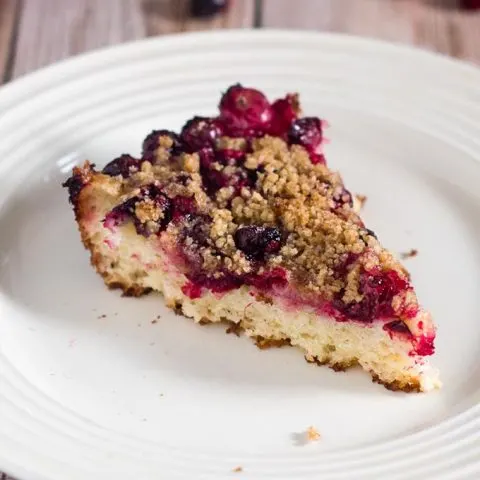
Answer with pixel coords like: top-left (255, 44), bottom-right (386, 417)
top-left (180, 116), bottom-right (224, 151)
top-left (234, 225), bottom-right (282, 259)
top-left (190, 0), bottom-right (228, 17)
top-left (219, 84), bottom-right (273, 136)
top-left (103, 184), bottom-right (173, 237)
top-left (102, 154), bottom-right (140, 178)
top-left (332, 187), bottom-right (353, 209)
top-left (63, 174), bottom-right (84, 205)
top-left (288, 117), bottom-right (323, 151)
top-left (142, 130), bottom-right (182, 162)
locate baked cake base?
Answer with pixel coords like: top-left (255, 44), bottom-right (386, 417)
top-left (76, 177), bottom-right (439, 392)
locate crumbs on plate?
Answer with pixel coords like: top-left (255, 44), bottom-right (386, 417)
top-left (306, 426), bottom-right (321, 442)
top-left (401, 248), bottom-right (418, 259)
top-left (232, 466), bottom-right (243, 473)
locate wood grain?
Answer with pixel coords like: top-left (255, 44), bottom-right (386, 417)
top-left (11, 0), bottom-right (146, 79)
top-left (142, 0), bottom-right (255, 35)
top-left (9, 0), bottom-right (255, 80)
top-left (262, 0), bottom-right (480, 62)
top-left (0, 0), bottom-right (18, 82)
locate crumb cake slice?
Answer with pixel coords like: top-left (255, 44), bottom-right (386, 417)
top-left (64, 84), bottom-right (440, 392)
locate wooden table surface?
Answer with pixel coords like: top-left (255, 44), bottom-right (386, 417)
top-left (0, 0), bottom-right (479, 478)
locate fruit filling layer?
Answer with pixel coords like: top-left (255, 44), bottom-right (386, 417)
top-left (64, 84), bottom-right (435, 357)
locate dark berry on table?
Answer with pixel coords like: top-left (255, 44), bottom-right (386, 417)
top-left (268, 94), bottom-right (299, 136)
top-left (288, 117), bottom-right (323, 152)
top-left (190, 0), bottom-right (229, 17)
top-left (234, 225), bottom-right (282, 259)
top-left (142, 130), bottom-right (182, 161)
top-left (219, 84), bottom-right (273, 136)
top-left (180, 116), bottom-right (224, 151)
top-left (102, 154), bottom-right (140, 178)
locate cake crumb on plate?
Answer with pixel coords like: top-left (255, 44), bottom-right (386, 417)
top-left (232, 466), bottom-right (243, 472)
top-left (306, 426), bottom-right (321, 441)
top-left (401, 248), bottom-right (418, 259)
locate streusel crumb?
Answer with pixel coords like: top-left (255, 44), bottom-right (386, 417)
top-left (306, 426), bottom-right (321, 441)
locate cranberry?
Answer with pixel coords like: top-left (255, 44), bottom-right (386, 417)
top-left (332, 187), bottom-right (353, 209)
top-left (102, 154), bottom-right (141, 178)
top-left (190, 0), bottom-right (229, 17)
top-left (103, 197), bottom-right (138, 230)
top-left (333, 269), bottom-right (410, 323)
top-left (246, 267), bottom-right (287, 290)
top-left (63, 173), bottom-right (85, 205)
top-left (187, 272), bottom-right (242, 294)
top-left (180, 116), bottom-right (224, 151)
top-left (383, 320), bottom-right (411, 335)
top-left (269, 94), bottom-right (299, 136)
top-left (288, 117), bottom-right (322, 151)
top-left (309, 152), bottom-right (326, 165)
top-left (171, 196), bottom-right (197, 221)
top-left (103, 184), bottom-right (173, 237)
top-left (181, 281), bottom-right (202, 299)
top-left (219, 84), bottom-right (273, 135)
top-left (142, 130), bottom-right (182, 161)
top-left (215, 149), bottom-right (245, 165)
top-left (415, 335), bottom-right (435, 356)
top-left (234, 225), bottom-right (282, 259)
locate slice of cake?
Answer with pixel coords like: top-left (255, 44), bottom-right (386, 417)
top-left (63, 84), bottom-right (440, 392)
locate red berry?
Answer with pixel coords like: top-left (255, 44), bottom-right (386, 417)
top-left (219, 84), bottom-right (273, 135)
top-left (268, 94), bottom-right (299, 136)
top-left (288, 117), bottom-right (323, 151)
top-left (180, 116), bottom-right (224, 151)
top-left (102, 154), bottom-right (140, 178)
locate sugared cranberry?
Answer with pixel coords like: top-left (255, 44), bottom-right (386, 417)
top-left (288, 117), bottom-right (323, 152)
top-left (180, 116), bottom-right (224, 151)
top-left (268, 94), bottom-right (299, 136)
top-left (142, 130), bottom-right (182, 161)
top-left (102, 154), bottom-right (141, 178)
top-left (234, 225), bottom-right (282, 259)
top-left (219, 84), bottom-right (273, 135)
top-left (190, 0), bottom-right (229, 17)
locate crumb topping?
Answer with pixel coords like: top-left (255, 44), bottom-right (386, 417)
top-left (67, 85), bottom-right (417, 323)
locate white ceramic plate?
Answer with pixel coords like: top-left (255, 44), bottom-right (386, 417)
top-left (0, 30), bottom-right (479, 480)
